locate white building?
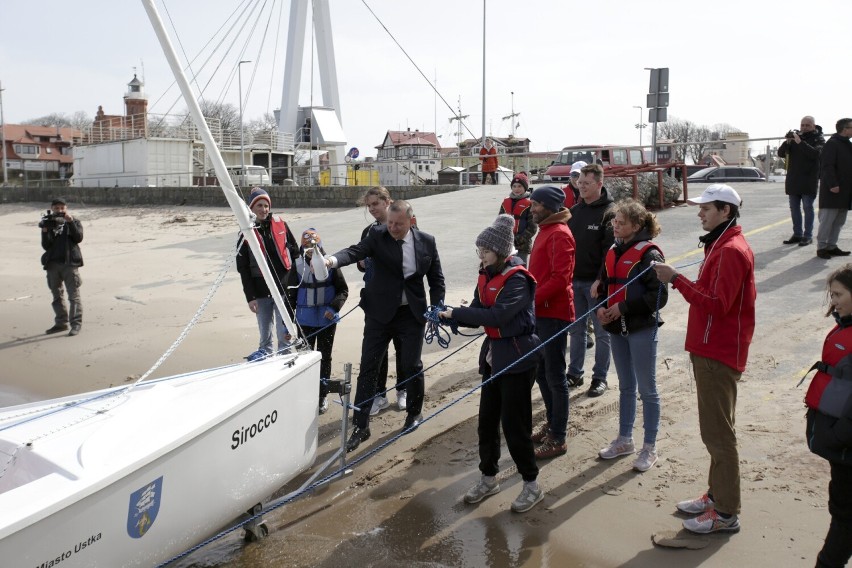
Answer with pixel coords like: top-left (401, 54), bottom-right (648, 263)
top-left (374, 129), bottom-right (441, 186)
top-left (72, 76), bottom-right (294, 187)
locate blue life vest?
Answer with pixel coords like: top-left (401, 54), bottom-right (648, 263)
top-left (294, 256), bottom-right (338, 327)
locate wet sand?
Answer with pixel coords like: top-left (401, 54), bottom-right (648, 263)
top-left (0, 184), bottom-right (836, 567)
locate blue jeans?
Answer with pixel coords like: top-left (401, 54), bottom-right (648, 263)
top-left (789, 193), bottom-right (816, 239)
top-left (255, 296), bottom-right (288, 354)
top-left (568, 279), bottom-right (611, 381)
top-left (609, 326), bottom-right (660, 445)
top-left (535, 317), bottom-right (569, 444)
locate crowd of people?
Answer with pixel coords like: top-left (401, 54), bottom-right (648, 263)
top-left (37, 119), bottom-right (852, 563)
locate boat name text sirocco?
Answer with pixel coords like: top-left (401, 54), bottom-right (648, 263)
top-left (231, 410), bottom-right (279, 450)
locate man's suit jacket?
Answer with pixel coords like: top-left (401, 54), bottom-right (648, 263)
top-left (333, 226), bottom-right (445, 325)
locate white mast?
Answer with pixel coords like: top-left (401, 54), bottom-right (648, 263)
top-left (141, 0), bottom-right (298, 339)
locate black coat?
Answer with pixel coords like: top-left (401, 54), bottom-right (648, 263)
top-left (332, 226), bottom-right (445, 325)
top-left (820, 134), bottom-right (852, 210)
top-left (453, 256), bottom-right (541, 376)
top-left (41, 218), bottom-right (84, 268)
top-left (777, 127), bottom-right (824, 196)
top-left (568, 187), bottom-right (615, 280)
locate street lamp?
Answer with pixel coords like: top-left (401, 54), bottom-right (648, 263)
top-left (238, 60), bottom-right (251, 188)
top-left (0, 81), bottom-right (7, 186)
top-left (632, 105), bottom-right (646, 148)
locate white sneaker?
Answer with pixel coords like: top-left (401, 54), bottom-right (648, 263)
top-left (632, 443), bottom-right (657, 472)
top-left (369, 396), bottom-right (389, 416)
top-left (598, 436), bottom-right (635, 460)
top-left (397, 390), bottom-right (407, 411)
top-left (676, 493), bottom-right (715, 515)
top-left (682, 509), bottom-right (740, 534)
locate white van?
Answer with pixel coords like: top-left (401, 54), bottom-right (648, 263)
top-left (225, 165), bottom-right (271, 187)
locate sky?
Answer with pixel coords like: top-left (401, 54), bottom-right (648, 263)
top-left (1, 0), bottom-right (850, 158)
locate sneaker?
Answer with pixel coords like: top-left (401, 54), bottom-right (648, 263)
top-left (535, 439), bottom-right (567, 460)
top-left (632, 444), bottom-right (658, 472)
top-left (676, 493), bottom-right (715, 515)
top-left (463, 477), bottom-right (500, 504)
top-left (566, 373), bottom-right (584, 388)
top-left (511, 483), bottom-right (544, 513)
top-left (318, 397), bottom-right (329, 415)
top-left (531, 422), bottom-right (551, 444)
top-left (586, 335), bottom-right (594, 349)
top-left (682, 509), bottom-right (740, 534)
top-left (798, 237), bottom-right (813, 246)
top-left (782, 235), bottom-right (802, 244)
top-left (67, 326), bottom-right (81, 337)
top-left (369, 395), bottom-right (389, 416)
top-left (397, 390), bottom-right (407, 411)
top-left (599, 436), bottom-right (635, 460)
top-left (588, 379), bottom-right (607, 397)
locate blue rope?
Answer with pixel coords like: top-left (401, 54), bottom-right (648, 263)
top-left (423, 302), bottom-right (481, 348)
top-left (155, 258), bottom-right (706, 566)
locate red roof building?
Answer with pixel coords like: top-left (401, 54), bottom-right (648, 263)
top-left (1, 124), bottom-right (82, 183)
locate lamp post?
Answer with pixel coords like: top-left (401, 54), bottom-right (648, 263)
top-left (632, 105), bottom-right (646, 149)
top-left (0, 81), bottom-right (7, 186)
top-left (238, 60), bottom-right (251, 188)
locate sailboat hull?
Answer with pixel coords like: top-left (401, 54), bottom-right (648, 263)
top-left (0, 352), bottom-right (321, 567)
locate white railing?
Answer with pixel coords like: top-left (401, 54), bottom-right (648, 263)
top-left (81, 113), bottom-right (294, 152)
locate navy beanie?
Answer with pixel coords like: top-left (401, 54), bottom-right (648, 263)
top-left (248, 187), bottom-right (271, 209)
top-left (530, 185), bottom-right (564, 212)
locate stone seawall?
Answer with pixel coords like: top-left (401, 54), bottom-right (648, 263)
top-left (0, 185), bottom-right (471, 208)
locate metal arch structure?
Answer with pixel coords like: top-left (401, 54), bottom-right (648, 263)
top-left (279, 0), bottom-right (346, 184)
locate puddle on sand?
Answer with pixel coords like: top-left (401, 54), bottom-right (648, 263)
top-left (173, 426), bottom-right (596, 568)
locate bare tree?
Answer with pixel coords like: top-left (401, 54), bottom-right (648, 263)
top-left (24, 113), bottom-right (72, 127)
top-left (246, 112), bottom-right (277, 137)
top-left (656, 118), bottom-right (693, 162)
top-left (69, 110), bottom-right (92, 131)
top-left (688, 125), bottom-right (713, 163)
top-left (23, 111), bottom-right (92, 132)
top-left (196, 100), bottom-right (241, 135)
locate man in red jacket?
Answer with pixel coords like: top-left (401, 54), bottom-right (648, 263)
top-left (653, 183), bottom-right (756, 535)
top-left (527, 185), bottom-right (576, 459)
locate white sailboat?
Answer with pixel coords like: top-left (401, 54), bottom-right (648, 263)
top-left (0, 2), bottom-right (324, 566)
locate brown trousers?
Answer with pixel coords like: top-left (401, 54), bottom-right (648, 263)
top-left (691, 354), bottom-right (741, 515)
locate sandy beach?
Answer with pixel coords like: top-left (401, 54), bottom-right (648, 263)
top-left (0, 182), bottom-right (838, 567)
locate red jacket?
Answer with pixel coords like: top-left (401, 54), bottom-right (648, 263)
top-left (672, 225), bottom-right (756, 372)
top-left (527, 208), bottom-right (575, 321)
top-left (480, 146), bottom-right (498, 172)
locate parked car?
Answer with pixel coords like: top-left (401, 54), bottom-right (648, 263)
top-left (222, 165), bottom-right (271, 187)
top-left (687, 166), bottom-right (765, 183)
top-left (543, 145), bottom-right (645, 182)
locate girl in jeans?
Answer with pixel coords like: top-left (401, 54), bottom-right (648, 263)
top-left (592, 199), bottom-right (668, 472)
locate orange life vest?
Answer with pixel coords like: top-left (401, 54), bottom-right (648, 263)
top-left (604, 240), bottom-right (660, 306)
top-left (501, 197), bottom-right (531, 234)
top-left (477, 265), bottom-right (529, 338)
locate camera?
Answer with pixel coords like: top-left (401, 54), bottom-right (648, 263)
top-left (785, 129), bottom-right (799, 139)
top-left (39, 210), bottom-right (65, 230)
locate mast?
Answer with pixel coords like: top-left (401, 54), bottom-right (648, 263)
top-left (140, 0), bottom-right (298, 341)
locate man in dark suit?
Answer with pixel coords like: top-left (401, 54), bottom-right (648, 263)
top-left (326, 200), bottom-right (445, 451)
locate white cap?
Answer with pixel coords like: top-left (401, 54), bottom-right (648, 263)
top-left (687, 183), bottom-right (742, 207)
top-left (570, 161), bottom-right (588, 174)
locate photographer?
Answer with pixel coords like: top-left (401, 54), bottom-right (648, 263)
top-left (778, 116), bottom-right (824, 247)
top-left (40, 198), bottom-right (84, 336)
